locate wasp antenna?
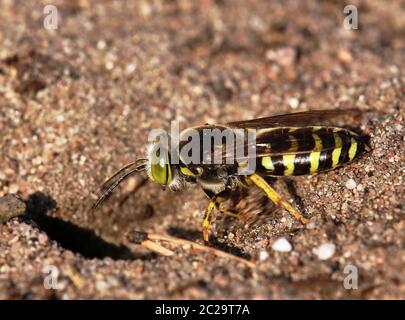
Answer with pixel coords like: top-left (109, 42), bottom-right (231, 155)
top-left (91, 158), bottom-right (148, 213)
top-left (101, 159), bottom-right (147, 192)
top-left (100, 161), bottom-right (137, 190)
top-left (90, 169), bottom-right (141, 213)
top-left (135, 158), bottom-right (148, 170)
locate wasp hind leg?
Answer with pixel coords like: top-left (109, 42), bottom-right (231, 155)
top-left (246, 174), bottom-right (310, 225)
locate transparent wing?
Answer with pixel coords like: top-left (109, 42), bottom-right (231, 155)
top-left (227, 108), bottom-right (362, 129)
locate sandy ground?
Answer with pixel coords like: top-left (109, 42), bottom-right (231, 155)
top-left (0, 0), bottom-right (404, 299)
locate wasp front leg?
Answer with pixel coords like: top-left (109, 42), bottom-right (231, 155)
top-left (201, 189), bottom-right (232, 242)
top-left (202, 199), bottom-right (216, 242)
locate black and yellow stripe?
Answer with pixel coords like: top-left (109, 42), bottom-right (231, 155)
top-left (257, 127), bottom-right (369, 176)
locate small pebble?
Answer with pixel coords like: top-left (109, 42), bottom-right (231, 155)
top-left (32, 156), bottom-right (43, 166)
top-left (125, 63), bottom-right (137, 75)
top-left (345, 178), bottom-right (357, 190)
top-left (337, 49), bottom-right (353, 64)
top-left (105, 61), bottom-right (114, 70)
top-left (8, 184), bottom-right (19, 194)
top-left (38, 233), bottom-right (48, 245)
top-left (271, 237), bottom-right (292, 252)
top-left (0, 265), bottom-right (10, 273)
top-left (259, 250), bottom-right (270, 261)
top-left (288, 97), bottom-right (300, 109)
top-left (182, 243), bottom-right (191, 250)
top-left (0, 194), bottom-right (26, 224)
top-left (306, 221), bottom-right (316, 229)
top-left (95, 280), bottom-right (109, 292)
top-left (139, 2), bottom-right (152, 16)
top-left (394, 124), bottom-right (403, 132)
top-left (96, 40), bottom-right (107, 50)
top-left (266, 47), bottom-right (298, 67)
top-left (313, 243), bottom-right (336, 260)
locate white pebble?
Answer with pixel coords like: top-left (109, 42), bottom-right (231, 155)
top-left (139, 2), bottom-right (152, 16)
top-left (8, 183), bottom-right (19, 194)
top-left (105, 61), bottom-right (114, 70)
top-left (288, 97), bottom-right (300, 109)
top-left (306, 221), bottom-right (316, 229)
top-left (271, 237), bottom-right (292, 252)
top-left (95, 280), bottom-right (109, 292)
top-left (0, 265), bottom-right (10, 273)
top-left (345, 178), bottom-right (356, 190)
top-left (313, 243), bottom-right (336, 260)
top-left (259, 250), bottom-right (270, 261)
top-left (96, 40), bottom-right (106, 50)
top-left (32, 156), bottom-right (43, 166)
top-left (125, 63), bottom-right (137, 75)
top-left (38, 233), bottom-right (48, 245)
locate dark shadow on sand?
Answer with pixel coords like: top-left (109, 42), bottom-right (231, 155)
top-left (24, 192), bottom-right (135, 260)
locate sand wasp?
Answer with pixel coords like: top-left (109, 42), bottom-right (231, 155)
top-left (91, 109), bottom-right (370, 241)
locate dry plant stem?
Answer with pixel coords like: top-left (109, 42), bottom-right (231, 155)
top-left (141, 239), bottom-right (175, 256)
top-left (146, 232), bottom-right (256, 269)
top-left (65, 265), bottom-right (86, 289)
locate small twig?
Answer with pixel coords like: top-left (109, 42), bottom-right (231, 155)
top-left (126, 230), bottom-right (175, 256)
top-left (65, 265), bottom-right (86, 289)
top-left (141, 239), bottom-right (175, 256)
top-left (126, 230), bottom-right (256, 269)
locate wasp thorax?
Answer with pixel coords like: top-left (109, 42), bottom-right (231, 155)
top-left (147, 142), bottom-right (172, 186)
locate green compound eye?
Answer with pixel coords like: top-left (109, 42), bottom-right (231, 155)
top-left (150, 149), bottom-right (172, 186)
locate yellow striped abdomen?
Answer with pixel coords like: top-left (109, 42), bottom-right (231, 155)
top-left (257, 127), bottom-right (370, 176)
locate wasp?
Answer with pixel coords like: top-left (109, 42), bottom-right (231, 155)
top-left (91, 109), bottom-right (370, 242)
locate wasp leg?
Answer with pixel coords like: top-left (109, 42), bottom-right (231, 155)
top-left (202, 198), bottom-right (239, 242)
top-left (217, 203), bottom-right (256, 222)
top-left (217, 204), bottom-right (253, 224)
top-left (246, 174), bottom-right (310, 224)
top-left (217, 203), bottom-right (240, 218)
top-left (201, 189), bottom-right (233, 242)
top-left (202, 199), bottom-right (217, 242)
